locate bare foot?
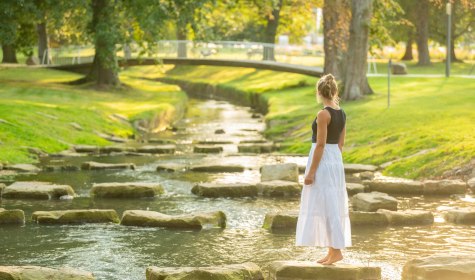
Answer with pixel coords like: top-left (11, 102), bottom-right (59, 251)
top-left (321, 251), bottom-right (343, 265)
top-left (317, 254), bottom-right (330, 263)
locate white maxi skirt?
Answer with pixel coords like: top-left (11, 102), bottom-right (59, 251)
top-left (295, 143), bottom-right (352, 249)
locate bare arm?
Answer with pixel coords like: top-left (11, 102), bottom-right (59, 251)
top-left (338, 125), bottom-right (346, 152)
top-left (304, 110), bottom-right (330, 185)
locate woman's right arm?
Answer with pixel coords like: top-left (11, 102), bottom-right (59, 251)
top-left (338, 125), bottom-right (346, 152)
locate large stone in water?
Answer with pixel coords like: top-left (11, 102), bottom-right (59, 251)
top-left (238, 143), bottom-right (273, 153)
top-left (192, 183), bottom-right (258, 198)
top-left (146, 262), bottom-right (263, 280)
top-left (136, 145), bottom-right (175, 154)
top-left (190, 164), bottom-right (245, 172)
top-left (81, 161), bottom-right (135, 170)
top-left (156, 163), bottom-right (187, 172)
top-left (366, 179), bottom-right (424, 194)
top-left (99, 146), bottom-right (128, 154)
top-left (256, 180), bottom-right (301, 197)
top-left (0, 183), bottom-right (5, 194)
top-left (193, 145), bottom-right (223, 153)
top-left (2, 181), bottom-right (76, 200)
top-left (377, 209), bottom-right (434, 226)
top-left (121, 210), bottom-right (226, 229)
top-left (73, 145), bottom-right (99, 153)
top-left (267, 261), bottom-right (381, 280)
top-left (350, 211), bottom-right (389, 226)
top-left (423, 179), bottom-right (467, 195)
top-left (263, 211), bottom-right (298, 231)
top-left (5, 164), bottom-right (41, 173)
top-left (0, 266), bottom-right (95, 280)
top-left (402, 253), bottom-right (475, 280)
top-left (444, 208), bottom-right (475, 224)
top-left (0, 208), bottom-right (25, 225)
top-left (260, 163), bottom-right (298, 182)
top-left (344, 163), bottom-right (378, 174)
top-left (32, 209), bottom-right (120, 224)
top-left (468, 177), bottom-right (475, 192)
top-left (346, 183), bottom-right (366, 196)
top-left (91, 182), bottom-right (164, 198)
top-left (196, 140), bottom-right (233, 144)
top-left (351, 192), bottom-right (398, 212)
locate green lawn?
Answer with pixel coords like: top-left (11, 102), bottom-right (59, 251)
top-left (159, 65), bottom-right (475, 179)
top-left (0, 66), bottom-right (187, 164)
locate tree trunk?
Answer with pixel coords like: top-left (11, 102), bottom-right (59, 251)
top-left (401, 32), bottom-right (413, 61)
top-left (414, 0), bottom-right (431, 66)
top-left (323, 0), bottom-right (350, 79)
top-left (1, 44), bottom-right (18, 63)
top-left (176, 24), bottom-right (187, 58)
top-left (342, 0), bottom-right (373, 100)
top-left (85, 0), bottom-right (119, 86)
top-left (37, 22), bottom-right (49, 64)
top-left (263, 0), bottom-right (283, 61)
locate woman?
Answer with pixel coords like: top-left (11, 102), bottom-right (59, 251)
top-left (295, 73), bottom-right (352, 265)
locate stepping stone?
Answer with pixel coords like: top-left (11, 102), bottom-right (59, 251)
top-left (192, 183), bottom-right (258, 198)
top-left (256, 180), bottom-right (301, 197)
top-left (81, 161), bottom-right (135, 170)
top-left (146, 262), bottom-right (262, 280)
top-left (214, 129), bottom-right (225, 134)
top-left (0, 266), bottom-right (94, 280)
top-left (240, 139), bottom-right (268, 144)
top-left (402, 253), bottom-right (475, 280)
top-left (467, 177), bottom-right (475, 192)
top-left (91, 182), bottom-right (164, 198)
top-left (365, 179), bottom-right (424, 195)
top-left (350, 211), bottom-right (389, 226)
top-left (156, 163), bottom-right (187, 172)
top-left (4, 164), bottom-right (40, 173)
top-left (346, 183), bottom-right (366, 196)
top-left (346, 174), bottom-right (363, 184)
top-left (377, 209), bottom-right (434, 226)
top-left (444, 208), bottom-right (475, 224)
top-left (32, 209), bottom-right (120, 224)
top-left (268, 261), bottom-right (381, 280)
top-left (423, 179), bottom-right (467, 195)
top-left (263, 211), bottom-right (298, 231)
top-left (189, 164), bottom-right (245, 172)
top-left (344, 163), bottom-right (378, 174)
top-left (195, 140), bottom-right (233, 144)
top-left (193, 145), bottom-right (223, 153)
top-left (0, 183), bottom-right (5, 193)
top-left (136, 145), bottom-right (175, 154)
top-left (238, 143), bottom-right (273, 153)
top-left (148, 138), bottom-right (176, 144)
top-left (73, 145), bottom-right (99, 153)
top-left (2, 181), bottom-right (76, 200)
top-left (44, 165), bottom-right (80, 172)
top-left (260, 163), bottom-right (298, 182)
top-left (351, 191), bottom-right (398, 212)
top-left (121, 210), bottom-right (226, 229)
top-left (0, 208), bottom-right (25, 225)
top-left (99, 146), bottom-right (127, 154)
top-left (359, 171), bottom-right (375, 180)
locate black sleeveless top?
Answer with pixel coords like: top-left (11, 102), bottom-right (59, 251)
top-left (311, 107), bottom-right (346, 144)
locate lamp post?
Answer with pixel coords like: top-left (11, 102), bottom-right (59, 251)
top-left (446, 2), bottom-right (452, 78)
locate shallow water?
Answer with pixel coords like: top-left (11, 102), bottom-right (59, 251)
top-left (1, 98), bottom-right (474, 280)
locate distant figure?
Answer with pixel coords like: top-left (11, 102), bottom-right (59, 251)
top-left (295, 73), bottom-right (352, 265)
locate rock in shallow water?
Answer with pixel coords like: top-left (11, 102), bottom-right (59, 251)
top-left (136, 145), bottom-right (175, 154)
top-left (0, 266), bottom-right (95, 280)
top-left (238, 143), bottom-right (274, 153)
top-left (256, 180), bottom-right (301, 197)
top-left (193, 145), bottom-right (223, 153)
top-left (192, 183), bottom-right (258, 198)
top-left (402, 253), bottom-right (475, 280)
top-left (444, 208), bottom-right (475, 224)
top-left (32, 209), bottom-right (120, 224)
top-left (2, 181), bottom-right (76, 200)
top-left (190, 164), bottom-right (245, 172)
top-left (0, 208), bottom-right (25, 225)
top-left (366, 179), bottom-right (424, 195)
top-left (263, 211), bottom-right (298, 231)
top-left (346, 183), bottom-right (366, 196)
top-left (351, 191), bottom-right (398, 212)
top-left (120, 210), bottom-right (226, 229)
top-left (344, 163), bottom-right (378, 174)
top-left (268, 261), bottom-right (381, 280)
top-left (376, 209), bottom-right (434, 226)
top-left (423, 179), bottom-right (467, 195)
top-left (146, 262), bottom-right (263, 280)
top-left (260, 163), bottom-right (298, 182)
top-left (81, 161), bottom-right (135, 170)
top-left (4, 164), bottom-right (41, 173)
top-left (91, 182), bottom-right (164, 198)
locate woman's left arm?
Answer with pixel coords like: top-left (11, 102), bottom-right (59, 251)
top-left (304, 110), bottom-right (329, 185)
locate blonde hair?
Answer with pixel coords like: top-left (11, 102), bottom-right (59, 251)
top-left (316, 74), bottom-right (340, 104)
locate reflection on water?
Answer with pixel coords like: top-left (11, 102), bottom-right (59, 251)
top-left (1, 99), bottom-right (474, 280)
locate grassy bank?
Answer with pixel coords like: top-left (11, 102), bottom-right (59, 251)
top-left (0, 66), bottom-right (187, 164)
top-left (150, 65), bottom-right (474, 179)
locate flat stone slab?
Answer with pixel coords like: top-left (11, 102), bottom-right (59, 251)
top-left (344, 163), bottom-right (378, 174)
top-left (238, 143), bottom-right (274, 153)
top-left (423, 179), bottom-right (467, 195)
top-left (99, 146), bottom-right (128, 154)
top-left (189, 164), bottom-right (245, 172)
top-left (148, 138), bottom-right (177, 144)
top-left (467, 177), bottom-right (475, 192)
top-left (32, 209), bottom-right (120, 224)
top-left (156, 163), bottom-right (187, 172)
top-left (260, 163), bottom-right (298, 182)
top-left (350, 211), bottom-right (389, 226)
top-left (402, 253), bottom-right (475, 280)
top-left (146, 262), bottom-right (263, 280)
top-left (0, 266), bottom-right (94, 280)
top-left (195, 140), bottom-right (233, 144)
top-left (366, 179), bottom-right (424, 195)
top-left (121, 210), bottom-right (226, 229)
top-left (239, 139), bottom-right (268, 144)
top-left (4, 164), bottom-right (40, 173)
top-left (346, 183), bottom-right (366, 196)
top-left (256, 180), bottom-right (301, 197)
top-left (0, 208), bottom-right (25, 225)
top-left (268, 261), bottom-right (381, 280)
top-left (192, 183), bottom-right (258, 197)
top-left (377, 209), bottom-right (434, 226)
top-left (263, 211), bottom-right (298, 231)
top-left (81, 161), bottom-right (135, 170)
top-left (91, 182), bottom-right (164, 198)
top-left (193, 145), bottom-right (223, 153)
top-left (351, 191), bottom-right (398, 212)
top-left (2, 181), bottom-right (76, 200)
top-left (444, 208), bottom-right (475, 224)
top-left (136, 145), bottom-right (176, 154)
top-left (73, 145), bottom-right (99, 153)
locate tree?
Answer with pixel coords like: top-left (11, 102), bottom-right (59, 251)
top-left (342, 0), bottom-right (373, 100)
top-left (414, 0), bottom-right (431, 65)
top-left (262, 0), bottom-right (283, 61)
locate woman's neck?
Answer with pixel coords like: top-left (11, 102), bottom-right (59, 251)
top-left (322, 100), bottom-right (337, 108)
